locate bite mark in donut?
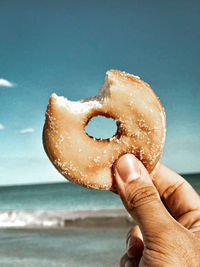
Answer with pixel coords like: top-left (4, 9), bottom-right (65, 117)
top-left (43, 70), bottom-right (166, 190)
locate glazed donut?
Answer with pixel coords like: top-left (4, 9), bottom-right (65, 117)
top-left (43, 70), bottom-right (166, 190)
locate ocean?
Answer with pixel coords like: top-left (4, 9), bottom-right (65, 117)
top-left (0, 173), bottom-right (199, 211)
top-left (0, 173), bottom-right (199, 266)
top-left (0, 182), bottom-right (122, 211)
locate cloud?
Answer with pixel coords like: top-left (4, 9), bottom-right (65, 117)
top-left (0, 79), bottom-right (15, 87)
top-left (0, 124), bottom-right (4, 130)
top-left (19, 128), bottom-right (35, 134)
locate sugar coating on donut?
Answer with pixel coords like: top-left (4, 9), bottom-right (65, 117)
top-left (43, 69), bottom-right (166, 190)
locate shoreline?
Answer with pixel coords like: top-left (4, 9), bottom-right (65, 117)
top-left (0, 209), bottom-right (135, 229)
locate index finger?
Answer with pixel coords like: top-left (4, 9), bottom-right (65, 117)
top-left (153, 163), bottom-right (200, 228)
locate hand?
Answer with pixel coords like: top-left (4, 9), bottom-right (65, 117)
top-left (114, 154), bottom-right (200, 267)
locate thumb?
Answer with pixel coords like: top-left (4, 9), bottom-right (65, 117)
top-left (114, 154), bottom-right (175, 241)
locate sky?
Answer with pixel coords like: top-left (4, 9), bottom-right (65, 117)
top-left (0, 0), bottom-right (200, 185)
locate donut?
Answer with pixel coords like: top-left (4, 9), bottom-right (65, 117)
top-left (43, 70), bottom-right (166, 190)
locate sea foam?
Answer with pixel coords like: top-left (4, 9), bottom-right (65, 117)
top-left (0, 209), bottom-right (131, 228)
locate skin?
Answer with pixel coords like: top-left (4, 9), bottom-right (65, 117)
top-left (114, 154), bottom-right (200, 267)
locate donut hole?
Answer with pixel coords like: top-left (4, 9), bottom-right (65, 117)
top-left (84, 115), bottom-right (118, 140)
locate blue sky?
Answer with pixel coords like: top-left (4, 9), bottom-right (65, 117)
top-left (0, 0), bottom-right (200, 185)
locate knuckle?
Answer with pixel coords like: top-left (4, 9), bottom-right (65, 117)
top-left (125, 185), bottom-right (158, 211)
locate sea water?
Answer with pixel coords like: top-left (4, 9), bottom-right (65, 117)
top-left (0, 173), bottom-right (199, 267)
top-left (0, 173), bottom-right (199, 211)
top-left (0, 173), bottom-right (199, 228)
top-left (0, 228), bottom-right (127, 267)
top-left (0, 182), bottom-right (123, 210)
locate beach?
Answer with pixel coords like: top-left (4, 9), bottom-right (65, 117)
top-left (0, 173), bottom-right (199, 266)
top-left (0, 209), bottom-right (134, 266)
top-left (0, 183), bottom-right (133, 266)
top-left (0, 0), bottom-right (199, 265)
top-left (0, 209), bottom-right (134, 267)
top-left (0, 227), bottom-right (129, 267)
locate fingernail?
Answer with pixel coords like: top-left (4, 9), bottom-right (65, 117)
top-left (116, 154), bottom-right (141, 182)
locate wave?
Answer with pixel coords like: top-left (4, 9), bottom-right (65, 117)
top-left (0, 209), bottom-right (133, 229)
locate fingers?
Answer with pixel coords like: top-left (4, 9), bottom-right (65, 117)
top-left (120, 253), bottom-right (139, 267)
top-left (153, 163), bottom-right (200, 228)
top-left (126, 226), bottom-right (144, 259)
top-left (114, 154), bottom-right (175, 242)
